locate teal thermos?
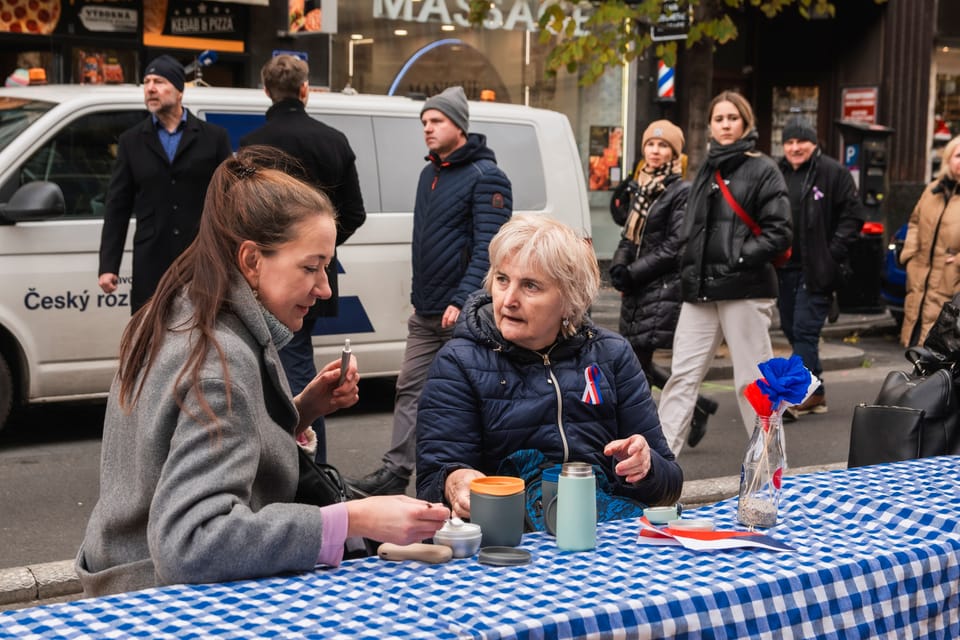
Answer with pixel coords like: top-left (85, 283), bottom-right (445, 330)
top-left (556, 462), bottom-right (596, 551)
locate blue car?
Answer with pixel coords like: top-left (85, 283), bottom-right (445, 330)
top-left (879, 223), bottom-right (907, 328)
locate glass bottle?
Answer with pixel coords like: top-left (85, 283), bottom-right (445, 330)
top-left (737, 413), bottom-right (786, 528)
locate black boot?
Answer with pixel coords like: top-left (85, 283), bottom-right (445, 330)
top-left (686, 396), bottom-right (718, 448)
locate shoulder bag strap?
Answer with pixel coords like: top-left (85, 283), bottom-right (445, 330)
top-left (715, 169), bottom-right (760, 237)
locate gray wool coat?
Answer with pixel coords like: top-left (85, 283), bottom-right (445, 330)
top-left (76, 277), bottom-right (325, 597)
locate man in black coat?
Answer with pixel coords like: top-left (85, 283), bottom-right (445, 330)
top-left (98, 55), bottom-right (232, 313)
top-left (777, 116), bottom-right (864, 417)
top-left (240, 54), bottom-right (367, 463)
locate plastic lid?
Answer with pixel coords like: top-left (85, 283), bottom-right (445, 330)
top-left (435, 520), bottom-right (481, 540)
top-left (470, 476), bottom-right (524, 496)
top-left (541, 464), bottom-right (563, 483)
top-left (478, 546), bottom-right (532, 566)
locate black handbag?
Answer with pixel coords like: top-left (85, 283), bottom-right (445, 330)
top-left (848, 368), bottom-right (960, 468)
top-left (294, 447), bottom-right (350, 506)
top-left (922, 295), bottom-right (960, 367)
top-left (294, 448), bottom-right (376, 559)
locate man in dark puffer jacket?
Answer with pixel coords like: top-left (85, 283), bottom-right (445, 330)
top-left (350, 86), bottom-right (512, 497)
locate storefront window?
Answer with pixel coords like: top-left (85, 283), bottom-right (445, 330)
top-left (329, 2), bottom-right (625, 255)
top-left (71, 49), bottom-right (139, 85)
top-left (932, 47), bottom-right (960, 177)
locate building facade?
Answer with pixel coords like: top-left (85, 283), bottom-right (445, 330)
top-left (1, 1), bottom-right (954, 256)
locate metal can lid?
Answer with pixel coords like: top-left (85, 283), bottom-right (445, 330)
top-left (477, 546), bottom-right (532, 566)
top-left (560, 462), bottom-right (593, 478)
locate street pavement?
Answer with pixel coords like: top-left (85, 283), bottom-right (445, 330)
top-left (0, 285), bottom-right (896, 611)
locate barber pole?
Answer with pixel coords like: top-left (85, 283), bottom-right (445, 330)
top-left (657, 60), bottom-right (675, 102)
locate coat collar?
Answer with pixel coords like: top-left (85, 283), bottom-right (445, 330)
top-left (265, 98), bottom-right (307, 120)
top-left (139, 108), bottom-right (200, 165)
top-left (458, 291), bottom-right (595, 365)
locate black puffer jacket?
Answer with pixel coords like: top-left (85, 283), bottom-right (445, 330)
top-left (415, 292), bottom-right (682, 508)
top-left (610, 175), bottom-right (688, 351)
top-left (680, 132), bottom-right (792, 301)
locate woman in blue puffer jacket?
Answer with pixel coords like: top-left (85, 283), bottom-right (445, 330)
top-left (415, 214), bottom-right (683, 518)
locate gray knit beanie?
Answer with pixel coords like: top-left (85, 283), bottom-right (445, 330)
top-left (782, 116), bottom-right (817, 145)
top-left (421, 86), bottom-right (469, 134)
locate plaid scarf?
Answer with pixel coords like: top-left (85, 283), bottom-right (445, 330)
top-left (622, 162), bottom-right (674, 245)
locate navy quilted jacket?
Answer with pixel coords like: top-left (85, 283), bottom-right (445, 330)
top-left (415, 292), bottom-right (683, 506)
top-left (411, 133), bottom-right (512, 315)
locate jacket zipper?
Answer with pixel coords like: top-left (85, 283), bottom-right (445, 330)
top-left (540, 349), bottom-right (570, 462)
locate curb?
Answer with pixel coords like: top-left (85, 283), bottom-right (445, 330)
top-left (0, 462), bottom-right (847, 611)
top-left (0, 560), bottom-right (81, 609)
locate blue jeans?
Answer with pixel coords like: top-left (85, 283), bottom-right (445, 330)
top-left (777, 269), bottom-right (830, 393)
top-left (279, 318), bottom-right (327, 464)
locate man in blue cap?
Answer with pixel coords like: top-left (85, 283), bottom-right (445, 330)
top-left (99, 55), bottom-right (232, 313)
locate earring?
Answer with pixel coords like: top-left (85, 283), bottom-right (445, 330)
top-left (562, 317), bottom-right (570, 329)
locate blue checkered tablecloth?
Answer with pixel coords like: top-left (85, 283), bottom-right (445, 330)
top-left (2, 456), bottom-right (958, 639)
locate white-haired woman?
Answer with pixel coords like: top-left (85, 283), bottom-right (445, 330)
top-left (415, 214), bottom-right (682, 519)
top-left (901, 134), bottom-right (960, 346)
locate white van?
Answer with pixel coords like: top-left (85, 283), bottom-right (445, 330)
top-left (0, 85), bottom-right (591, 432)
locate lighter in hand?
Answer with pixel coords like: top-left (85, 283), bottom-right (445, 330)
top-left (337, 339), bottom-right (351, 387)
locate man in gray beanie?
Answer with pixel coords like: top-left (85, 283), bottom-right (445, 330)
top-left (349, 86), bottom-right (513, 497)
top-left (98, 55), bottom-right (231, 312)
top-left (421, 85), bottom-right (470, 135)
top-left (777, 115), bottom-right (864, 419)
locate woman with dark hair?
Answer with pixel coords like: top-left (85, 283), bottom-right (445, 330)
top-left (77, 146), bottom-right (448, 597)
top-left (656, 92), bottom-right (792, 455)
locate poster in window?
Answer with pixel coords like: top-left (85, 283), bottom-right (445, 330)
top-left (588, 125), bottom-right (623, 191)
top-left (74, 50), bottom-right (133, 85)
top-left (288, 0), bottom-right (337, 34)
top-left (0, 0), bottom-right (61, 34)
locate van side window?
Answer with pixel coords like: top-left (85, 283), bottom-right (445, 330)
top-left (372, 117), bottom-right (546, 212)
top-left (18, 110), bottom-right (146, 219)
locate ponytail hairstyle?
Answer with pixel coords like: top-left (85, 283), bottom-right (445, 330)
top-left (116, 145), bottom-right (336, 430)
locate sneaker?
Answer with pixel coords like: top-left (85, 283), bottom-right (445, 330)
top-left (793, 393), bottom-right (828, 416)
top-left (782, 407), bottom-right (799, 423)
top-left (347, 466), bottom-right (410, 497)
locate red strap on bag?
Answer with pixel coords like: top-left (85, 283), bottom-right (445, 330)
top-left (714, 170), bottom-right (792, 268)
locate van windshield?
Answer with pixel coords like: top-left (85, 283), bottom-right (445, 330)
top-left (0, 98), bottom-right (54, 152)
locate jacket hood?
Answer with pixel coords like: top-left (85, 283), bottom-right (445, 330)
top-left (457, 291), bottom-right (595, 365)
top-left (426, 132), bottom-right (497, 167)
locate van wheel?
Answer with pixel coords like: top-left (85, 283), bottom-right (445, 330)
top-left (0, 353), bottom-right (12, 433)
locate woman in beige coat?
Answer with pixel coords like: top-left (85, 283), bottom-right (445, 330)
top-left (901, 135), bottom-right (960, 346)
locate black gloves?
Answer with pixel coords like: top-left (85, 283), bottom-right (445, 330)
top-left (609, 264), bottom-right (629, 292)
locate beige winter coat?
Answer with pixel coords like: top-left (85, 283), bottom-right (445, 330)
top-left (900, 178), bottom-right (960, 346)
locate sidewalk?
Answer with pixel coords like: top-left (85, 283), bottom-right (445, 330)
top-left (0, 288), bottom-right (893, 611)
top-left (591, 285), bottom-right (895, 378)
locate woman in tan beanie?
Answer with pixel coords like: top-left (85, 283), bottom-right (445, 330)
top-left (610, 120), bottom-right (718, 447)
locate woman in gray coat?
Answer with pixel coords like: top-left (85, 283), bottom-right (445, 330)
top-left (76, 147), bottom-right (448, 597)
